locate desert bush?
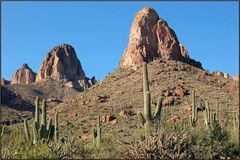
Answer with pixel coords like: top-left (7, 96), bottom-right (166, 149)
top-left (47, 137), bottom-right (78, 159)
top-left (125, 129), bottom-right (191, 159)
top-left (189, 125), bottom-right (239, 159)
top-left (1, 142), bottom-right (18, 159)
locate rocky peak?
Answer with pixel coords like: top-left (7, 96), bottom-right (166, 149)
top-left (119, 7), bottom-right (202, 69)
top-left (11, 64), bottom-right (36, 85)
top-left (1, 77), bottom-right (10, 85)
top-left (22, 63), bottom-right (29, 69)
top-left (36, 44), bottom-right (96, 90)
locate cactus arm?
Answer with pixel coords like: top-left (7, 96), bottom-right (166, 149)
top-left (54, 113), bottom-right (59, 141)
top-left (97, 114), bottom-right (101, 144)
top-left (233, 112), bottom-right (236, 129)
top-left (203, 110), bottom-right (208, 128)
top-left (189, 90), bottom-right (197, 127)
top-left (97, 128), bottom-right (101, 147)
top-left (47, 119), bottom-right (52, 141)
top-left (236, 113), bottom-right (239, 129)
top-left (138, 112), bottom-right (146, 126)
top-left (97, 114), bottom-right (100, 129)
top-left (192, 90), bottom-right (197, 122)
top-left (41, 99), bottom-right (47, 131)
top-left (205, 101), bottom-right (211, 128)
top-left (153, 97), bottom-right (163, 120)
top-left (92, 128), bottom-right (97, 142)
top-left (33, 121), bottom-right (38, 145)
top-left (35, 97), bottom-right (40, 130)
top-left (24, 119), bottom-right (30, 144)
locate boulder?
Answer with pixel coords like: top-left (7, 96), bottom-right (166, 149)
top-left (174, 85), bottom-right (188, 97)
top-left (163, 96), bottom-right (175, 106)
top-left (119, 110), bottom-right (135, 118)
top-left (100, 114), bottom-right (116, 123)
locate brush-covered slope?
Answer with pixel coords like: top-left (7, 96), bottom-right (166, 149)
top-left (49, 60), bottom-right (238, 144)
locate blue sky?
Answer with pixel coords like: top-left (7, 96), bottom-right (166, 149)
top-left (2, 1), bottom-right (239, 81)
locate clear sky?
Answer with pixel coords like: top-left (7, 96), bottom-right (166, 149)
top-left (2, 1), bottom-right (239, 81)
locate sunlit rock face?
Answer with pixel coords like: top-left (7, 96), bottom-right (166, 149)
top-left (36, 44), bottom-right (96, 90)
top-left (11, 64), bottom-right (36, 85)
top-left (119, 7), bottom-right (202, 69)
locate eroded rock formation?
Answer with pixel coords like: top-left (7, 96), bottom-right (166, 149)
top-left (119, 7), bottom-right (202, 69)
top-left (11, 64), bottom-right (36, 85)
top-left (36, 44), bottom-right (96, 90)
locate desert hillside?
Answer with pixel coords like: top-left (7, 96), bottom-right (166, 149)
top-left (51, 59), bottom-right (238, 137)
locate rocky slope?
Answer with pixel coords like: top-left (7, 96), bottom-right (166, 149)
top-left (10, 64), bottom-right (36, 85)
top-left (48, 60), bottom-right (238, 142)
top-left (119, 7), bottom-right (201, 70)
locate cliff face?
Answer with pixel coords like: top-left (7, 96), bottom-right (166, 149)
top-left (36, 44), bottom-right (85, 82)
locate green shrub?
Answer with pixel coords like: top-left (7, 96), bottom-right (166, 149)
top-left (189, 126), bottom-right (239, 159)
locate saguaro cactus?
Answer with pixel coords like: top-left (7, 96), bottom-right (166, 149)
top-left (40, 99), bottom-right (48, 139)
top-left (233, 112), bottom-right (239, 130)
top-left (24, 119), bottom-right (30, 143)
top-left (42, 99), bottom-right (47, 129)
top-left (24, 97), bottom-right (59, 145)
top-left (138, 62), bottom-right (163, 136)
top-left (203, 101), bottom-right (217, 129)
top-left (32, 121), bottom-right (38, 145)
top-left (35, 96), bottom-right (40, 130)
top-left (92, 114), bottom-right (101, 147)
top-left (189, 90), bottom-right (197, 127)
top-left (54, 113), bottom-right (59, 141)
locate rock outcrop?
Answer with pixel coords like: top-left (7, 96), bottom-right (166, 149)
top-left (223, 73), bottom-right (230, 79)
top-left (36, 44), bottom-right (96, 90)
top-left (212, 71), bottom-right (234, 80)
top-left (179, 44), bottom-right (189, 58)
top-left (232, 75), bottom-right (239, 81)
top-left (1, 78), bottom-right (10, 85)
top-left (119, 7), bottom-right (202, 69)
top-left (212, 71), bottom-right (224, 77)
top-left (11, 64), bottom-right (36, 85)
